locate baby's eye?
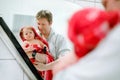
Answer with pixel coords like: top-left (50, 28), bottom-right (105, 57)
top-left (30, 32), bottom-right (32, 34)
top-left (25, 33), bottom-right (28, 35)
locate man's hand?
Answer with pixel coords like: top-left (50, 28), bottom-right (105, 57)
top-left (34, 62), bottom-right (46, 71)
top-left (35, 53), bottom-right (47, 63)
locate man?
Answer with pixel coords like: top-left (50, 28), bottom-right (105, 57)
top-left (53, 0), bottom-right (120, 80)
top-left (34, 10), bottom-right (71, 71)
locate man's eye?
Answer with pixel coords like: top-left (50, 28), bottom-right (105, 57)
top-left (42, 24), bottom-right (45, 26)
top-left (38, 23), bottom-right (40, 25)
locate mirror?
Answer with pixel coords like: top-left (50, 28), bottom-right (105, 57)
top-left (0, 17), bottom-right (43, 80)
top-left (0, 0), bottom-right (81, 80)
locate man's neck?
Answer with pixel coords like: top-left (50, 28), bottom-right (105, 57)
top-left (44, 33), bottom-right (49, 39)
top-left (43, 28), bottom-right (51, 39)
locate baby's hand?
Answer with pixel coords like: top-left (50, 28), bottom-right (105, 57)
top-left (28, 45), bottom-right (35, 51)
top-left (34, 62), bottom-right (46, 71)
top-left (24, 44), bottom-right (35, 52)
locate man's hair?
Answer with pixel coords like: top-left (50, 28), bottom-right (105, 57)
top-left (36, 10), bottom-right (53, 23)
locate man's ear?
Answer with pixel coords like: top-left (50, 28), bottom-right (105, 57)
top-left (49, 21), bottom-right (52, 25)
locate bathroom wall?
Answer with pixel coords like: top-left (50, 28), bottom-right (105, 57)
top-left (0, 0), bottom-right (104, 80)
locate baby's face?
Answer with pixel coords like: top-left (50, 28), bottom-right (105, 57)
top-left (23, 28), bottom-right (35, 41)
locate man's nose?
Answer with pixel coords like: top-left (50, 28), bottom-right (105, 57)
top-left (38, 25), bottom-right (42, 29)
top-left (38, 26), bottom-right (43, 31)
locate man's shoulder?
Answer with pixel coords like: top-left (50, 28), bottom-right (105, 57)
top-left (50, 28), bottom-right (65, 42)
top-left (52, 31), bottom-right (64, 38)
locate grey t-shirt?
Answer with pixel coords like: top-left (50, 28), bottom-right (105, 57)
top-left (47, 28), bottom-right (71, 60)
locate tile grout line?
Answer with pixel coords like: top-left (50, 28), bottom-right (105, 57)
top-left (0, 59), bottom-right (16, 60)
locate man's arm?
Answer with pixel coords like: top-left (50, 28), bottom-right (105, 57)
top-left (34, 58), bottom-right (59, 71)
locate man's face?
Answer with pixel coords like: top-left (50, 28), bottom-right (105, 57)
top-left (102, 0), bottom-right (120, 11)
top-left (37, 18), bottom-right (51, 35)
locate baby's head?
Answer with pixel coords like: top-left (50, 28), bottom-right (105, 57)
top-left (20, 26), bottom-right (39, 41)
top-left (102, 0), bottom-right (120, 11)
top-left (20, 26), bottom-right (49, 49)
top-left (68, 8), bottom-right (119, 58)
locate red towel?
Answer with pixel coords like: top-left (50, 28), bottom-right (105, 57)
top-left (68, 8), bottom-right (119, 58)
top-left (20, 27), bottom-right (54, 80)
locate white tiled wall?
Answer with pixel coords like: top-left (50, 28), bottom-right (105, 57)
top-left (65, 0), bottom-right (104, 9)
top-left (0, 0), bottom-right (104, 80)
top-left (0, 34), bottom-right (32, 80)
top-left (0, 37), bottom-right (25, 80)
top-left (0, 60), bottom-right (23, 80)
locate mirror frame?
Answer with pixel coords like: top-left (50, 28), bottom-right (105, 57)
top-left (0, 17), bottom-right (43, 80)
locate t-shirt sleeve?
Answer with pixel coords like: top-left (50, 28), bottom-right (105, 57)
top-left (55, 35), bottom-right (71, 58)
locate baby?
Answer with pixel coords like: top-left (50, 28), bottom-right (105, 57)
top-left (20, 26), bottom-right (54, 80)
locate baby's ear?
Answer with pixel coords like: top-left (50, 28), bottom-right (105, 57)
top-left (102, 0), bottom-right (107, 8)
